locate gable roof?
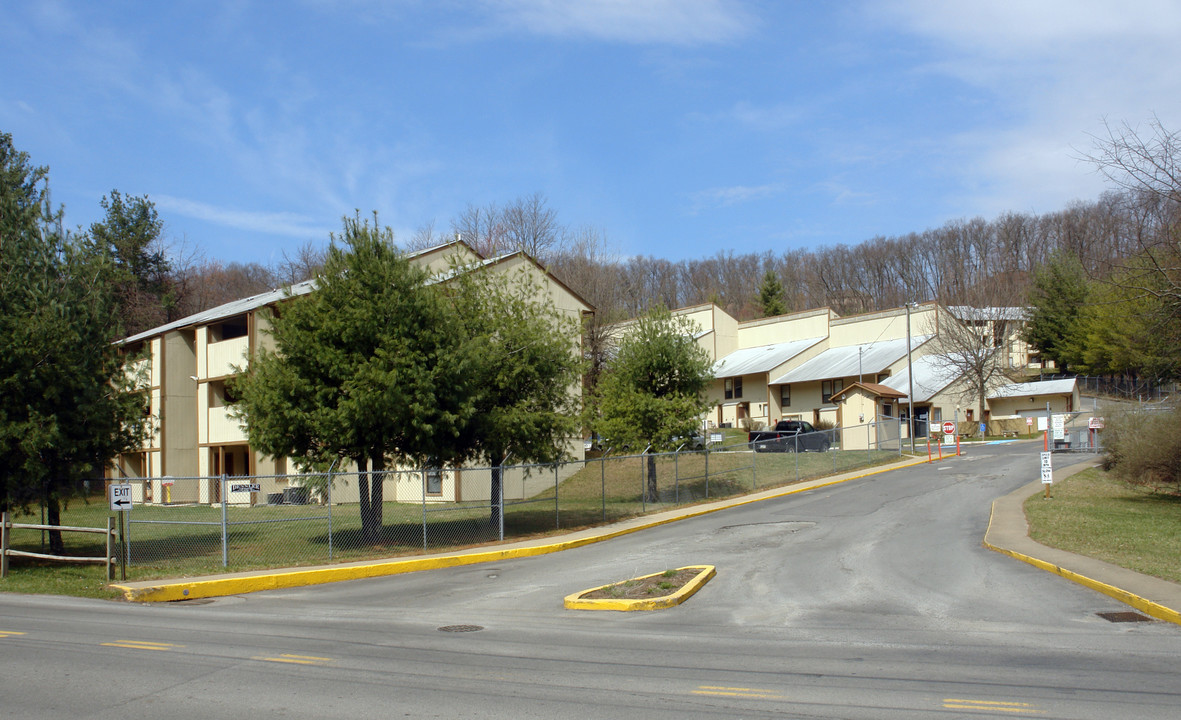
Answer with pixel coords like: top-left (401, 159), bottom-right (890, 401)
top-left (830, 382), bottom-right (907, 402)
top-left (770, 336), bottom-right (933, 385)
top-left (120, 242), bottom-right (593, 346)
top-left (120, 279), bottom-right (318, 345)
top-left (712, 337), bottom-right (826, 378)
top-left (988, 378), bottom-right (1077, 400)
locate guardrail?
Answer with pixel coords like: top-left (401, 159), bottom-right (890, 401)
top-left (1, 511), bottom-right (117, 580)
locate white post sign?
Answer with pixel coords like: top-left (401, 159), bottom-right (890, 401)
top-left (109, 483), bottom-right (133, 512)
top-left (1051, 414), bottom-right (1066, 441)
top-left (1039, 452), bottom-right (1053, 484)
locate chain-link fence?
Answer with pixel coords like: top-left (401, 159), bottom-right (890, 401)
top-left (96, 420), bottom-right (906, 579)
top-left (1040, 374), bottom-right (1177, 403)
top-left (1049, 412), bottom-right (1106, 454)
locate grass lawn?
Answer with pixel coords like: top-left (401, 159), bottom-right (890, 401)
top-left (1, 446), bottom-right (904, 597)
top-left (1024, 467), bottom-right (1181, 584)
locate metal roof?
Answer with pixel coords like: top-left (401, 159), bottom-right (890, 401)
top-left (988, 378), bottom-right (1077, 399)
top-left (119, 241), bottom-right (468, 345)
top-left (770, 335), bottom-right (933, 385)
top-left (713, 337), bottom-right (826, 378)
top-left (120, 279), bottom-right (318, 345)
top-left (831, 381), bottom-right (907, 401)
top-left (119, 244), bottom-right (594, 346)
top-left (880, 353), bottom-right (965, 403)
top-left (948, 306), bottom-right (1028, 322)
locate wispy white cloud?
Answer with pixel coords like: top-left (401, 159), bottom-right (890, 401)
top-left (695, 101), bottom-right (808, 132)
top-left (814, 180), bottom-right (877, 208)
top-left (691, 182), bottom-right (785, 212)
top-left (874, 0), bottom-right (1181, 214)
top-left (484, 0), bottom-right (752, 45)
top-left (154, 195), bottom-right (336, 238)
top-left (879, 0), bottom-right (1181, 54)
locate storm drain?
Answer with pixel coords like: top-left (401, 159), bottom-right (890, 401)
top-left (1096, 611), bottom-right (1152, 623)
top-left (438, 624), bottom-right (484, 633)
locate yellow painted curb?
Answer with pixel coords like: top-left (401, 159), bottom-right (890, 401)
top-left (983, 496), bottom-right (1181, 627)
top-left (110, 533), bottom-right (632, 602)
top-left (564, 565), bottom-right (716, 611)
top-left (983, 540), bottom-right (1181, 626)
top-left (112, 455), bottom-right (929, 602)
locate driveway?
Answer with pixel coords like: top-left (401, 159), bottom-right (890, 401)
top-left (2, 442), bottom-right (1178, 719)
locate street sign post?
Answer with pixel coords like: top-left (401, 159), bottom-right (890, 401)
top-left (108, 483), bottom-right (132, 580)
top-left (109, 483), bottom-right (133, 512)
top-left (1040, 451), bottom-right (1053, 498)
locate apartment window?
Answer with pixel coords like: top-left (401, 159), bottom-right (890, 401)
top-left (209, 380), bottom-right (238, 408)
top-left (425, 468), bottom-right (442, 495)
top-left (876, 371), bottom-right (890, 382)
top-left (209, 315), bottom-right (248, 342)
top-left (724, 377), bottom-right (743, 400)
top-left (821, 378), bottom-right (843, 404)
top-left (780, 384), bottom-right (791, 408)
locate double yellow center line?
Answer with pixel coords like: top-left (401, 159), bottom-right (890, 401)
top-left (693, 685), bottom-right (785, 700)
top-left (252, 653), bottom-right (335, 666)
top-left (944, 698), bottom-right (1043, 714)
top-left (101, 640), bottom-right (183, 651)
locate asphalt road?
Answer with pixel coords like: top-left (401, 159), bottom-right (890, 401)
top-left (2, 442), bottom-right (1178, 719)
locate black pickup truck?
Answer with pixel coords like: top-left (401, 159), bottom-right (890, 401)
top-left (749, 420), bottom-right (832, 452)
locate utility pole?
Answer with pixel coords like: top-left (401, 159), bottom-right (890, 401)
top-left (906, 302), bottom-right (916, 454)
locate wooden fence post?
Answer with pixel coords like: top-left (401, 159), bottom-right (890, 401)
top-left (106, 516), bottom-right (116, 581)
top-left (1, 511), bottom-right (10, 579)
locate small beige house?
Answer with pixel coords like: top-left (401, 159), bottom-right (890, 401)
top-left (830, 382), bottom-right (907, 450)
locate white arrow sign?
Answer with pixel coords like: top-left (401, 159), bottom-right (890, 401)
top-left (110, 483), bottom-right (133, 512)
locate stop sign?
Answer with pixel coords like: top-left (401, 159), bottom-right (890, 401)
top-left (942, 421), bottom-right (956, 434)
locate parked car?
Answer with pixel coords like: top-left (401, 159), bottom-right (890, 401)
top-left (749, 420), bottom-right (831, 452)
top-left (671, 432), bottom-right (706, 450)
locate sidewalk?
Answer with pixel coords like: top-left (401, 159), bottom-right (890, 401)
top-left (984, 459), bottom-right (1181, 625)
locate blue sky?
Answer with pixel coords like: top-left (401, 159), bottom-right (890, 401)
top-left (4, 1), bottom-right (1180, 267)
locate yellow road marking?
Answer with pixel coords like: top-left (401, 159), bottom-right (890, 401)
top-left (252, 653), bottom-right (334, 665)
top-left (0, 630), bottom-right (27, 638)
top-left (101, 640), bottom-right (183, 651)
top-left (944, 698), bottom-right (1043, 714)
top-left (694, 685), bottom-right (784, 700)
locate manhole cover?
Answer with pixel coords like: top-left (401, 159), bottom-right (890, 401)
top-left (1096, 611), bottom-right (1152, 623)
top-left (437, 624), bottom-right (484, 633)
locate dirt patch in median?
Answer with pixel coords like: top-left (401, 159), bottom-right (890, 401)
top-left (581, 568), bottom-right (700, 600)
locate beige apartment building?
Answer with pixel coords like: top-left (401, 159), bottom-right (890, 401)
top-left (620, 300), bottom-right (1030, 441)
top-left (113, 240), bottom-right (593, 505)
top-left (681, 302), bottom-right (966, 431)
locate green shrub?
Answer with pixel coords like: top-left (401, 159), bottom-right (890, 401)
top-left (1102, 402), bottom-right (1181, 494)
